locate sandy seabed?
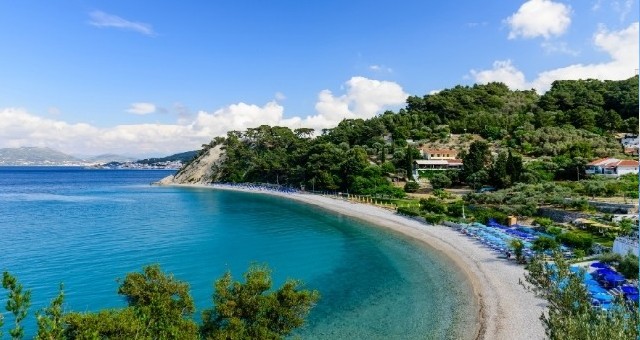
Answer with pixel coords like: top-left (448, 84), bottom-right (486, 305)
top-left (163, 183), bottom-right (547, 340)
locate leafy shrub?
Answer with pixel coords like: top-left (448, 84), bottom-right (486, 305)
top-left (419, 198), bottom-right (447, 214)
top-left (423, 213), bottom-right (445, 224)
top-left (618, 254), bottom-right (639, 279)
top-left (546, 226), bottom-right (563, 236)
top-left (556, 232), bottom-right (593, 251)
top-left (430, 172), bottom-right (452, 189)
top-left (447, 201), bottom-right (464, 217)
top-left (404, 181), bottom-right (420, 193)
top-left (533, 217), bottom-right (554, 228)
top-left (397, 206), bottom-right (420, 217)
top-left (432, 189), bottom-right (453, 199)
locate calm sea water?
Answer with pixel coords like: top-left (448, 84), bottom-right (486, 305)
top-left (0, 167), bottom-right (476, 339)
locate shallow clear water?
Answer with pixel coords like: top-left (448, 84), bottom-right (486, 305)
top-left (0, 167), bottom-right (476, 339)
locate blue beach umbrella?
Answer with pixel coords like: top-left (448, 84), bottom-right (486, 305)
top-left (594, 268), bottom-right (617, 276)
top-left (590, 262), bottom-right (609, 269)
top-left (587, 284), bottom-right (608, 294)
top-left (626, 294), bottom-right (639, 302)
top-left (593, 293), bottom-right (614, 302)
top-left (621, 286), bottom-right (639, 294)
top-left (604, 273), bottom-right (625, 283)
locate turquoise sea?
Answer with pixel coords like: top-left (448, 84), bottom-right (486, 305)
top-left (0, 167), bottom-right (477, 339)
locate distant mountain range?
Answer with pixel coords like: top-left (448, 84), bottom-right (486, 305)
top-left (0, 147), bottom-right (195, 167)
top-left (0, 147), bottom-right (82, 165)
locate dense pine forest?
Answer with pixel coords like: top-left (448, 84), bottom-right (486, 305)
top-left (197, 76), bottom-right (638, 197)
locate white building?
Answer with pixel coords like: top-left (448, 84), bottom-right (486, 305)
top-left (620, 134), bottom-right (638, 148)
top-left (585, 158), bottom-right (639, 177)
top-left (612, 235), bottom-right (639, 257)
top-left (414, 159), bottom-right (463, 171)
top-left (420, 148), bottom-right (458, 160)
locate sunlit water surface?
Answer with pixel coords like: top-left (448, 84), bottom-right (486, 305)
top-left (0, 167), bottom-right (476, 339)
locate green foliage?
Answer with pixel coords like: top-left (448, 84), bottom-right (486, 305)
top-left (522, 251), bottom-right (639, 340)
top-left (617, 253), bottom-right (639, 280)
top-left (2, 271), bottom-right (32, 340)
top-left (432, 188), bottom-right (453, 199)
top-left (419, 197), bottom-right (446, 214)
top-left (533, 217), bottom-right (554, 228)
top-left (556, 232), bottom-right (593, 251)
top-left (1, 265), bottom-right (318, 339)
top-left (446, 201), bottom-right (464, 217)
top-left (546, 226), bottom-right (563, 236)
top-left (429, 172), bottom-right (452, 189)
top-left (36, 284), bottom-right (65, 340)
top-left (117, 264), bottom-right (198, 339)
top-left (64, 308), bottom-right (148, 339)
top-left (397, 206), bottom-right (420, 217)
top-left (423, 213), bottom-right (445, 224)
top-left (404, 181), bottom-right (420, 193)
top-left (469, 206), bottom-right (508, 225)
top-left (180, 77), bottom-right (638, 201)
top-left (508, 239), bottom-right (524, 262)
top-left (201, 265), bottom-right (319, 340)
top-left (462, 141), bottom-right (491, 179)
top-left (531, 236), bottom-right (559, 253)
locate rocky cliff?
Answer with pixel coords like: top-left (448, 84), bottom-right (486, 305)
top-left (157, 145), bottom-right (224, 184)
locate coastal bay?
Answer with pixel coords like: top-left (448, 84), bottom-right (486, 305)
top-left (170, 183), bottom-right (546, 340)
top-left (1, 167), bottom-right (480, 339)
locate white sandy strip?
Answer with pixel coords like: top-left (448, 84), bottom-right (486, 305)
top-left (166, 183), bottom-right (547, 340)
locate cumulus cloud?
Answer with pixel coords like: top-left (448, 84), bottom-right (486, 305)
top-left (89, 11), bottom-right (155, 36)
top-left (470, 60), bottom-right (528, 90)
top-left (304, 76), bottom-right (408, 129)
top-left (505, 0), bottom-right (572, 39)
top-left (470, 22), bottom-right (639, 92)
top-left (126, 102), bottom-right (156, 115)
top-left (0, 77), bottom-right (408, 156)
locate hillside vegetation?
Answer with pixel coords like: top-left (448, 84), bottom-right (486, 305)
top-left (184, 76), bottom-right (637, 197)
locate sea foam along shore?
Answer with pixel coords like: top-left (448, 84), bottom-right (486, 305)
top-left (162, 183), bottom-right (546, 340)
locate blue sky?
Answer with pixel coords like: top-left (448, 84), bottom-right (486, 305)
top-left (0, 0), bottom-right (637, 156)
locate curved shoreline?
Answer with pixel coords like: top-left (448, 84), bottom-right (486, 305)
top-left (162, 183), bottom-right (545, 340)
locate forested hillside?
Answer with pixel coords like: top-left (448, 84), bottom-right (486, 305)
top-left (191, 76), bottom-right (638, 195)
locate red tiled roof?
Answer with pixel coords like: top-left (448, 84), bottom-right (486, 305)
top-left (587, 157), bottom-right (638, 167)
top-left (617, 159), bottom-right (639, 167)
top-left (587, 157), bottom-right (612, 166)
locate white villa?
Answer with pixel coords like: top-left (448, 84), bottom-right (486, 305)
top-left (585, 158), bottom-right (639, 177)
top-left (413, 148), bottom-right (463, 175)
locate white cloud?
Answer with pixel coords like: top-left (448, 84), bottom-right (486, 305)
top-left (306, 76), bottom-right (408, 129)
top-left (541, 41), bottom-right (580, 56)
top-left (126, 102), bottom-right (156, 115)
top-left (48, 107), bottom-right (61, 115)
top-left (369, 64), bottom-right (393, 73)
top-left (471, 22), bottom-right (639, 92)
top-left (470, 60), bottom-right (528, 90)
top-left (595, 0), bottom-right (635, 22)
top-left (274, 92), bottom-right (286, 101)
top-left (89, 11), bottom-right (155, 36)
top-left (506, 0), bottom-right (572, 39)
top-left (0, 77), bottom-right (408, 156)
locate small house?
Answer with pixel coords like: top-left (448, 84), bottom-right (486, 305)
top-left (585, 158), bottom-right (639, 177)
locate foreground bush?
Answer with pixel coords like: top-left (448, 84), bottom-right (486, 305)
top-left (522, 251), bottom-right (638, 340)
top-left (1, 265), bottom-right (319, 339)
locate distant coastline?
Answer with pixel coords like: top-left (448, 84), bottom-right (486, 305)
top-left (160, 182), bottom-right (546, 340)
